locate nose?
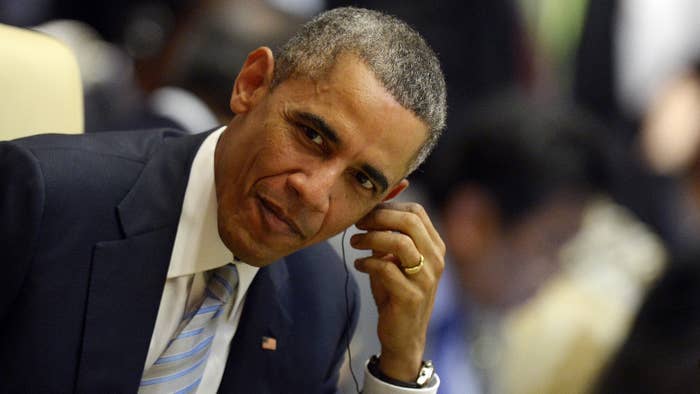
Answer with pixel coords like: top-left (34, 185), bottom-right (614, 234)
top-left (287, 164), bottom-right (341, 213)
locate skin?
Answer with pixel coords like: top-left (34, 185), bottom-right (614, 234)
top-left (214, 47), bottom-right (445, 382)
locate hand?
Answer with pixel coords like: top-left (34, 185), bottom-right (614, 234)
top-left (351, 202), bottom-right (445, 382)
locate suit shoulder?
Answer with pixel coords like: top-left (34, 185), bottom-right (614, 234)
top-left (10, 128), bottom-right (186, 163)
top-left (3, 130), bottom-right (195, 226)
top-left (0, 142), bottom-right (45, 314)
top-left (285, 241), bottom-right (360, 300)
top-left (286, 241), bottom-right (345, 277)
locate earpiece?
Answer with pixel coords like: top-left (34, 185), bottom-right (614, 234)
top-left (341, 228), bottom-right (361, 393)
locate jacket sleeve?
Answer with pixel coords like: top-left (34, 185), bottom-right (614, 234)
top-left (0, 142), bottom-right (45, 322)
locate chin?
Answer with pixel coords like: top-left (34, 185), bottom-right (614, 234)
top-left (217, 222), bottom-right (295, 267)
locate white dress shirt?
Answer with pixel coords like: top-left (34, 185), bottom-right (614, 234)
top-left (144, 127), bottom-right (438, 393)
top-left (143, 127), bottom-right (258, 392)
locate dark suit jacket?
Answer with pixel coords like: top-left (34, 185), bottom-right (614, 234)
top-left (0, 129), bottom-right (359, 393)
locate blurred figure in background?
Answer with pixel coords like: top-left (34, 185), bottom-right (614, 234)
top-left (575, 0), bottom-right (700, 258)
top-left (575, 0), bottom-right (700, 139)
top-left (422, 96), bottom-right (667, 393)
top-left (2, 0), bottom-right (313, 133)
top-left (637, 62), bottom-right (700, 258)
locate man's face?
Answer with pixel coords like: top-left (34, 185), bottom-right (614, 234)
top-left (214, 50), bottom-right (428, 266)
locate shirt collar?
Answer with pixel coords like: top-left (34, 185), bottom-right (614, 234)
top-left (167, 126), bottom-right (258, 279)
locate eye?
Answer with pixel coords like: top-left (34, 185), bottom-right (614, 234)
top-left (303, 126), bottom-right (324, 146)
top-left (354, 171), bottom-right (375, 191)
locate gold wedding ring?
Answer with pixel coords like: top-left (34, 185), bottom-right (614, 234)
top-left (403, 254), bottom-right (424, 275)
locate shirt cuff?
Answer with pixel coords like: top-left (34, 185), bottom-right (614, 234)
top-left (362, 360), bottom-right (440, 394)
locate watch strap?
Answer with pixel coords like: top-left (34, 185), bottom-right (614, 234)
top-left (367, 355), bottom-right (434, 389)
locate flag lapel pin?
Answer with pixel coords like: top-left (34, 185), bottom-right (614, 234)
top-left (261, 336), bottom-right (277, 351)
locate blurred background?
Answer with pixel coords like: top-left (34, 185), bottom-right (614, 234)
top-left (3, 0), bottom-right (700, 392)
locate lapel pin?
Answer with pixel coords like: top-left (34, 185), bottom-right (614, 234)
top-left (261, 336), bottom-right (277, 351)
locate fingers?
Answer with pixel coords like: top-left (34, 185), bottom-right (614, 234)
top-left (352, 202), bottom-right (446, 376)
top-left (356, 202), bottom-right (445, 256)
top-left (354, 202), bottom-right (445, 279)
top-left (351, 230), bottom-right (435, 290)
top-left (354, 256), bottom-right (423, 302)
top-left (354, 256), bottom-right (404, 285)
top-left (350, 231), bottom-right (421, 269)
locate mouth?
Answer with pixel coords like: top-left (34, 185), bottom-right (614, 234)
top-left (257, 195), bottom-right (305, 238)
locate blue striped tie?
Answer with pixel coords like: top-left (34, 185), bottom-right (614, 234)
top-left (139, 263), bottom-right (239, 394)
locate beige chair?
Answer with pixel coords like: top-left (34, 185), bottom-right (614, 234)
top-left (0, 23), bottom-right (83, 139)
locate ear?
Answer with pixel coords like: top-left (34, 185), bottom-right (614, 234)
top-left (442, 184), bottom-right (500, 263)
top-left (382, 179), bottom-right (409, 201)
top-left (230, 47), bottom-right (275, 114)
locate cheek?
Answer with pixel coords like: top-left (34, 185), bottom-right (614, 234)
top-left (250, 142), bottom-right (304, 184)
top-left (239, 128), bottom-right (299, 184)
top-left (314, 196), bottom-right (373, 239)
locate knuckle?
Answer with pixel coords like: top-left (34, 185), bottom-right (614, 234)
top-left (405, 202), bottom-right (420, 213)
top-left (401, 213), bottom-right (422, 230)
top-left (397, 233), bottom-right (414, 251)
top-left (412, 204), bottom-right (427, 217)
top-left (380, 261), bottom-right (395, 276)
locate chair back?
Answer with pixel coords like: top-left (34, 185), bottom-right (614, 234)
top-left (0, 23), bottom-right (83, 139)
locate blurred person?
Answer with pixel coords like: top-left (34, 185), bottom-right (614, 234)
top-left (18, 1), bottom-right (307, 133)
top-left (31, 1), bottom-right (305, 133)
top-left (427, 99), bottom-right (601, 311)
top-left (148, 0), bottom-right (309, 125)
top-left (574, 0), bottom-right (700, 259)
top-left (575, 0), bottom-right (700, 134)
top-left (32, 19), bottom-right (187, 132)
top-left (422, 96), bottom-right (666, 393)
top-left (0, 8), bottom-right (447, 393)
top-left (1, 0), bottom-right (199, 131)
top-left (595, 254), bottom-right (700, 393)
top-left (637, 62), bottom-right (700, 258)
top-left (422, 97), bottom-right (602, 393)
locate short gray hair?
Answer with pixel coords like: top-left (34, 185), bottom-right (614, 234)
top-left (272, 7), bottom-right (447, 173)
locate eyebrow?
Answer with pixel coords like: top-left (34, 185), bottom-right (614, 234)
top-left (294, 110), bottom-right (390, 194)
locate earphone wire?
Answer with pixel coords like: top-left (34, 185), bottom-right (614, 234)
top-left (341, 228), bottom-right (361, 393)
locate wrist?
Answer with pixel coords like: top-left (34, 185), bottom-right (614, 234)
top-left (377, 349), bottom-right (422, 382)
top-left (367, 354), bottom-right (436, 389)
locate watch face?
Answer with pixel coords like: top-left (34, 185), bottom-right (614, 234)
top-left (416, 360), bottom-right (435, 387)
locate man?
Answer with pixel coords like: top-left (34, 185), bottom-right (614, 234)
top-left (423, 98), bottom-right (666, 394)
top-left (422, 98), bottom-right (604, 393)
top-left (0, 7), bottom-right (446, 393)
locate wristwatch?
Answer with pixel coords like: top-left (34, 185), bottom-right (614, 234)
top-left (367, 355), bottom-right (435, 388)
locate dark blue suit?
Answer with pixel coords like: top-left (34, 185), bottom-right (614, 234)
top-left (0, 129), bottom-right (359, 393)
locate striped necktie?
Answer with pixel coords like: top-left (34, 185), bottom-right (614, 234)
top-left (139, 263), bottom-right (239, 394)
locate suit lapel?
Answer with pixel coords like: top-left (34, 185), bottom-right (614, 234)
top-left (218, 258), bottom-right (294, 393)
top-left (75, 131), bottom-right (210, 392)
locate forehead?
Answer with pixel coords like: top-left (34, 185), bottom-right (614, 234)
top-left (272, 55), bottom-right (428, 184)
